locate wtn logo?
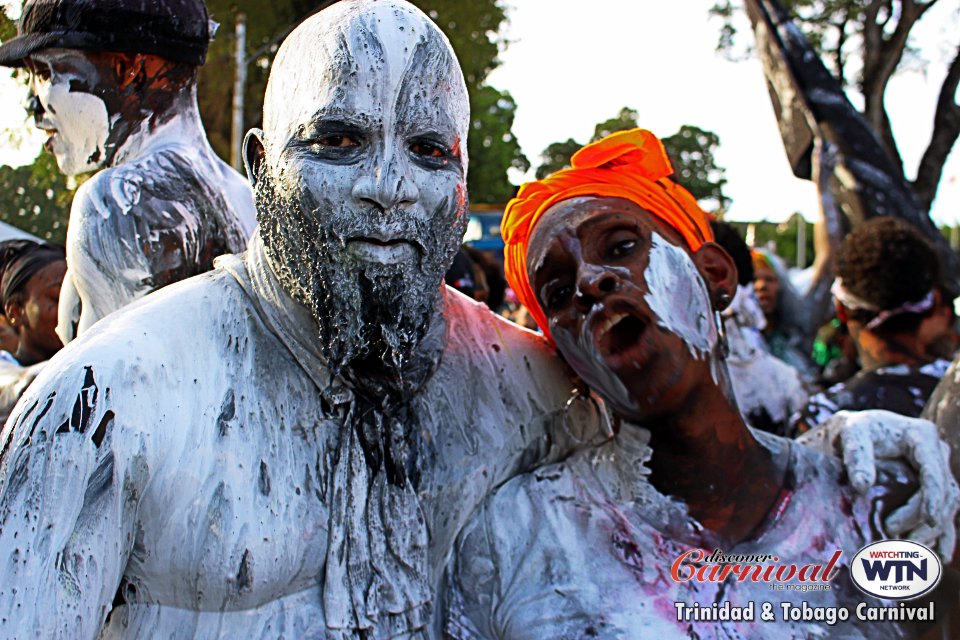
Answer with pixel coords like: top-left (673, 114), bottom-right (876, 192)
top-left (860, 558), bottom-right (927, 583)
top-left (851, 541), bottom-right (941, 601)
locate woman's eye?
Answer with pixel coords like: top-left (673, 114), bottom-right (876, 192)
top-left (546, 285), bottom-right (572, 311)
top-left (316, 134), bottom-right (359, 148)
top-left (410, 141), bottom-right (446, 159)
top-left (609, 239), bottom-right (636, 258)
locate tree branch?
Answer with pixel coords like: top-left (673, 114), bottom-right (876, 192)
top-left (913, 43), bottom-right (960, 212)
top-left (859, 0), bottom-right (937, 177)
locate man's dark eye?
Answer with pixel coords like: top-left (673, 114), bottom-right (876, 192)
top-left (410, 141), bottom-right (446, 159)
top-left (28, 64), bottom-right (51, 81)
top-left (316, 134), bottom-right (359, 148)
top-left (609, 239), bottom-right (636, 258)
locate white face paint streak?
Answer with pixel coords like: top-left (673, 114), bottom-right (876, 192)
top-left (643, 233), bottom-right (717, 361)
top-left (552, 297), bottom-right (642, 417)
top-left (32, 74), bottom-right (110, 176)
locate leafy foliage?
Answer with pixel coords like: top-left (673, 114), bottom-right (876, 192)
top-left (198, 0), bottom-right (525, 203)
top-left (661, 125), bottom-right (730, 210)
top-left (535, 139), bottom-right (581, 180)
top-left (535, 107), bottom-right (730, 208)
top-left (0, 153), bottom-right (75, 243)
top-left (467, 86), bottom-right (529, 203)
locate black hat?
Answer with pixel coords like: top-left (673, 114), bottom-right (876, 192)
top-left (0, 0), bottom-right (212, 68)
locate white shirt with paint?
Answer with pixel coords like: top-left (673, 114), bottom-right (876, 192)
top-left (443, 429), bottom-right (904, 639)
top-left (0, 234), bottom-right (599, 639)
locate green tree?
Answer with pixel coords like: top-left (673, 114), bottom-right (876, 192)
top-left (198, 0), bottom-right (525, 203)
top-left (710, 0), bottom-right (959, 214)
top-left (467, 86), bottom-right (529, 203)
top-left (661, 125), bottom-right (730, 210)
top-left (535, 138), bottom-right (581, 179)
top-left (0, 152), bottom-right (74, 243)
top-left (535, 108), bottom-right (730, 208)
top-left (591, 107), bottom-right (639, 142)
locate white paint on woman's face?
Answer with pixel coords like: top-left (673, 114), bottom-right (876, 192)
top-left (644, 233), bottom-right (717, 362)
top-left (28, 50), bottom-right (111, 176)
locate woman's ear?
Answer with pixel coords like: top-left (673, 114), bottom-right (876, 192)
top-left (692, 242), bottom-right (738, 310)
top-left (4, 301), bottom-right (22, 331)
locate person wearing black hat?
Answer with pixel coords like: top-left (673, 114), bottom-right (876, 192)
top-left (0, 239), bottom-right (66, 420)
top-left (0, 0), bottom-right (257, 341)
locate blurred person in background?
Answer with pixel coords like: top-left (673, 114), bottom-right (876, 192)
top-left (0, 0), bottom-right (257, 342)
top-left (0, 239), bottom-right (66, 420)
top-left (752, 248), bottom-right (819, 380)
top-left (792, 218), bottom-right (952, 434)
top-left (712, 220), bottom-right (808, 436)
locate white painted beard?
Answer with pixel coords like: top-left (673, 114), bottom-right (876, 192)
top-left (255, 173), bottom-right (449, 375)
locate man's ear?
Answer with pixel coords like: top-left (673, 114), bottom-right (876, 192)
top-left (243, 128), bottom-right (266, 188)
top-left (692, 242), bottom-right (738, 310)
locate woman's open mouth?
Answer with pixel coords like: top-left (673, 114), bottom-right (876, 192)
top-left (597, 312), bottom-right (647, 358)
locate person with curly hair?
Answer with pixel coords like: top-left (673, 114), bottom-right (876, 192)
top-left (791, 217), bottom-right (953, 434)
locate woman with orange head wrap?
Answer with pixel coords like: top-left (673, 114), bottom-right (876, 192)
top-left (444, 130), bottom-right (910, 639)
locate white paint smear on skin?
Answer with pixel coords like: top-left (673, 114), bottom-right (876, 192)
top-left (553, 295), bottom-right (641, 418)
top-left (37, 80), bottom-right (110, 176)
top-left (643, 233), bottom-right (717, 361)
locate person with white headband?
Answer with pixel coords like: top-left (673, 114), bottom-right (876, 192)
top-left (792, 217), bottom-right (953, 434)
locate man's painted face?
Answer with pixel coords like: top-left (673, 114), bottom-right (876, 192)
top-left (527, 197), bottom-right (719, 422)
top-left (25, 49), bottom-right (112, 176)
top-left (256, 3), bottom-right (469, 373)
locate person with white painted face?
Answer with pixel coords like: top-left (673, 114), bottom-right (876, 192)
top-left (444, 130), bottom-right (945, 638)
top-left (0, 3), bottom-right (954, 639)
top-left (710, 220), bottom-right (809, 436)
top-left (0, 0), bottom-right (257, 342)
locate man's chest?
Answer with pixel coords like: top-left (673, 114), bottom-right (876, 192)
top-left (121, 390), bottom-right (340, 611)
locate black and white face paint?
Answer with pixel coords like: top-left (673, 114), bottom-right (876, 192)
top-left (27, 49), bottom-right (111, 176)
top-left (255, 0), bottom-right (469, 375)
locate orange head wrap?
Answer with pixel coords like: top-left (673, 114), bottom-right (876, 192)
top-left (501, 128), bottom-right (714, 343)
top-left (751, 249), bottom-right (775, 276)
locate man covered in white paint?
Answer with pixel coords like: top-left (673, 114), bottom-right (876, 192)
top-left (0, 2), bottom-right (954, 639)
top-left (0, 0), bottom-right (257, 341)
top-left (0, 3), bottom-right (587, 637)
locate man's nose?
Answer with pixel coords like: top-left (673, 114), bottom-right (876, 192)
top-left (574, 265), bottom-right (619, 312)
top-left (25, 93), bottom-right (43, 120)
top-left (352, 145), bottom-right (419, 211)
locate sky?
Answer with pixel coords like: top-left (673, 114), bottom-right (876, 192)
top-left (0, 0), bottom-right (958, 224)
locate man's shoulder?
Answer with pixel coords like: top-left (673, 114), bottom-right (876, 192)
top-left (71, 148), bottom-right (211, 219)
top-left (443, 287), bottom-right (557, 364)
top-left (56, 268), bottom-right (249, 362)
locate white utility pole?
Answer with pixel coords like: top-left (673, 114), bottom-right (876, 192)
top-left (230, 13), bottom-right (247, 171)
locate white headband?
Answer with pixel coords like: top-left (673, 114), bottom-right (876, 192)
top-left (831, 278), bottom-right (935, 331)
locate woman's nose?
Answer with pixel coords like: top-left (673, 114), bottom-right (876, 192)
top-left (574, 267), bottom-right (618, 311)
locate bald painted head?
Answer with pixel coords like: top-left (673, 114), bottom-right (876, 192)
top-left (245, 0), bottom-right (470, 374)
